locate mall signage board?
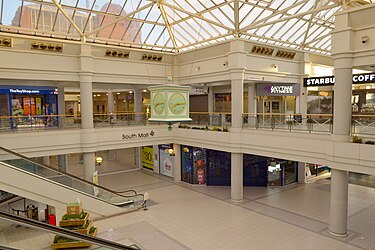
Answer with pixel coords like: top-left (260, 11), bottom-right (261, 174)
top-left (303, 73), bottom-right (375, 87)
top-left (256, 83), bottom-right (299, 96)
top-left (0, 86), bottom-right (59, 95)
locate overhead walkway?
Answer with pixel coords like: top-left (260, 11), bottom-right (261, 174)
top-left (0, 146), bottom-right (147, 218)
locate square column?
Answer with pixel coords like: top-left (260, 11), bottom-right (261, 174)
top-left (231, 69), bottom-right (245, 129)
top-left (173, 143), bottom-right (181, 182)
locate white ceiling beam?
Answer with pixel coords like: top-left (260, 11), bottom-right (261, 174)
top-left (51, 0), bottom-right (83, 37)
top-left (162, 1), bottom-right (234, 31)
top-left (300, 0), bottom-right (319, 48)
top-left (157, 2), bottom-right (178, 52)
top-left (240, 3), bottom-right (339, 32)
top-left (86, 2), bottom-right (154, 36)
top-left (234, 0), bottom-right (239, 37)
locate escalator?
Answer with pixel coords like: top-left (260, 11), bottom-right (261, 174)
top-left (0, 146), bottom-right (147, 218)
top-left (0, 210), bottom-right (139, 249)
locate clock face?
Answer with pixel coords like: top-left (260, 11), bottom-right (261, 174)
top-left (168, 93), bottom-right (186, 115)
top-left (152, 93), bottom-right (165, 115)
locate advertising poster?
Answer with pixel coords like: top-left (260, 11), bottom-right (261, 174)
top-left (142, 146), bottom-right (154, 170)
top-left (11, 99), bottom-right (23, 116)
top-left (31, 97), bottom-right (36, 116)
top-left (36, 98), bottom-right (42, 115)
top-left (23, 97), bottom-right (31, 115)
top-left (159, 144), bottom-right (174, 177)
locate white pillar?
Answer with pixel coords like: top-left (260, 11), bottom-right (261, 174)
top-left (58, 87), bottom-right (65, 128)
top-left (329, 169), bottom-right (349, 237)
top-left (83, 152), bottom-right (95, 182)
top-left (231, 153), bottom-right (243, 202)
top-left (297, 162), bottom-right (306, 184)
top-left (208, 87), bottom-right (214, 125)
top-left (134, 89), bottom-right (143, 124)
top-left (297, 87), bottom-right (307, 114)
top-left (332, 58), bottom-right (353, 141)
top-left (173, 143), bottom-right (181, 182)
top-left (247, 83), bottom-right (257, 127)
top-left (80, 78), bottom-right (94, 129)
top-left (58, 154), bottom-right (68, 172)
top-left (42, 156), bottom-right (50, 166)
top-left (231, 70), bottom-right (244, 129)
top-left (107, 90), bottom-right (114, 114)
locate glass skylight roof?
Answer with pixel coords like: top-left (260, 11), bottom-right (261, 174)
top-left (0, 0), bottom-right (374, 54)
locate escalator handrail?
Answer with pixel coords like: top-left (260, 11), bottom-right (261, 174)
top-left (0, 210), bottom-right (138, 250)
top-left (0, 146), bottom-right (144, 202)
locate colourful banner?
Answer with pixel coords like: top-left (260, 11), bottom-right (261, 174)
top-left (142, 146), bottom-right (154, 170)
top-left (36, 98), bottom-right (42, 115)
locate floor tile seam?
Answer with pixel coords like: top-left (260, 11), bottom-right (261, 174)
top-left (240, 204), bottom-right (367, 250)
top-left (139, 170), bottom-right (175, 183)
top-left (102, 224), bottom-right (192, 250)
top-left (347, 203), bottom-right (375, 219)
top-left (251, 184), bottom-right (313, 201)
top-left (175, 182), bottom-right (231, 202)
top-left (117, 181), bottom-right (173, 192)
top-left (250, 200), bottom-right (331, 225)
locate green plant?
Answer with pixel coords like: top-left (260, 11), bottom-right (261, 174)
top-left (210, 127), bottom-right (222, 132)
top-left (351, 135), bottom-right (363, 143)
top-left (178, 125), bottom-right (190, 129)
top-left (365, 140), bottom-right (375, 145)
top-left (223, 126), bottom-right (229, 132)
top-left (89, 226), bottom-right (97, 235)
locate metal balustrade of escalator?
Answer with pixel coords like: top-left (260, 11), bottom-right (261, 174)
top-left (0, 146), bottom-right (148, 210)
top-left (0, 210), bottom-right (139, 249)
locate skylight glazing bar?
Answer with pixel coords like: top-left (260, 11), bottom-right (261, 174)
top-left (51, 0), bottom-right (83, 36)
top-left (163, 2), bottom-right (233, 31)
top-left (35, 3), bottom-right (43, 30)
top-left (165, 11), bottom-right (199, 43)
top-left (67, 0), bottom-right (80, 34)
top-left (158, 2), bottom-right (178, 51)
top-left (87, 2), bottom-right (154, 36)
top-left (130, 4), bottom-right (153, 43)
top-left (83, 0), bottom-right (96, 33)
top-left (0, 0), bottom-right (3, 25)
top-left (172, 0), bottom-right (222, 36)
top-left (204, 0), bottom-right (234, 26)
top-left (18, 0), bottom-right (25, 27)
top-left (97, 0), bottom-right (113, 29)
top-left (143, 15), bottom-right (163, 44)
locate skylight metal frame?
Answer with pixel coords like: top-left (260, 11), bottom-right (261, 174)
top-left (0, 0), bottom-right (373, 54)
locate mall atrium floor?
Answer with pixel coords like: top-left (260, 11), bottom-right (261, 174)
top-left (1, 169), bottom-right (375, 250)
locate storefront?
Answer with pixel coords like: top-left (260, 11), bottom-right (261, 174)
top-left (304, 73), bottom-right (375, 114)
top-left (142, 146), bottom-right (154, 171)
top-left (159, 144), bottom-right (174, 177)
top-left (256, 83), bottom-right (299, 114)
top-left (181, 146), bottom-right (207, 184)
top-left (305, 163), bottom-right (330, 180)
top-left (0, 86), bottom-right (58, 128)
top-left (244, 154), bottom-right (297, 186)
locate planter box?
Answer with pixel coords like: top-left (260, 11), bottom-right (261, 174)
top-left (73, 220), bottom-right (92, 235)
top-left (51, 228), bottom-right (97, 250)
top-left (59, 213), bottom-right (89, 227)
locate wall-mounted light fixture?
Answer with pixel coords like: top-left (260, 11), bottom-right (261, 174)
top-left (95, 156), bottom-right (103, 166)
top-left (105, 49), bottom-right (129, 58)
top-left (223, 62), bottom-right (228, 67)
top-left (195, 66), bottom-right (200, 71)
top-left (183, 147), bottom-right (189, 153)
top-left (31, 41), bottom-right (63, 52)
top-left (142, 53), bottom-right (163, 62)
top-left (271, 64), bottom-right (278, 69)
top-left (165, 148), bottom-right (175, 156)
top-left (0, 38), bottom-right (12, 47)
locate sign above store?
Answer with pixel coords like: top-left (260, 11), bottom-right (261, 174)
top-left (257, 83), bottom-right (299, 96)
top-left (303, 73), bottom-right (375, 87)
top-left (0, 86), bottom-right (59, 95)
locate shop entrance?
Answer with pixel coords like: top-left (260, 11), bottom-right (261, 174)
top-left (264, 100), bottom-right (281, 113)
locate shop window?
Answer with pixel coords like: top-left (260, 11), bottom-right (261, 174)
top-left (206, 150), bottom-right (231, 186)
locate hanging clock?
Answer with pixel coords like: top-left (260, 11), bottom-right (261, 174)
top-left (168, 93), bottom-right (187, 115)
top-left (152, 92), bottom-right (165, 115)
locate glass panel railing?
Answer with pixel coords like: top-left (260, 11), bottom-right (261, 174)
top-left (0, 211), bottom-right (138, 250)
top-left (0, 147), bottom-right (146, 208)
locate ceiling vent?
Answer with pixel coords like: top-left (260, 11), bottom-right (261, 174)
top-left (275, 50), bottom-right (296, 59)
top-left (31, 41), bottom-right (63, 52)
top-left (105, 49), bottom-right (129, 58)
top-left (142, 54), bottom-right (163, 62)
top-left (0, 38), bottom-right (12, 47)
top-left (251, 45), bottom-right (274, 56)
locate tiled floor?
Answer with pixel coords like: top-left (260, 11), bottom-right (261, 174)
top-left (1, 170), bottom-right (375, 250)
